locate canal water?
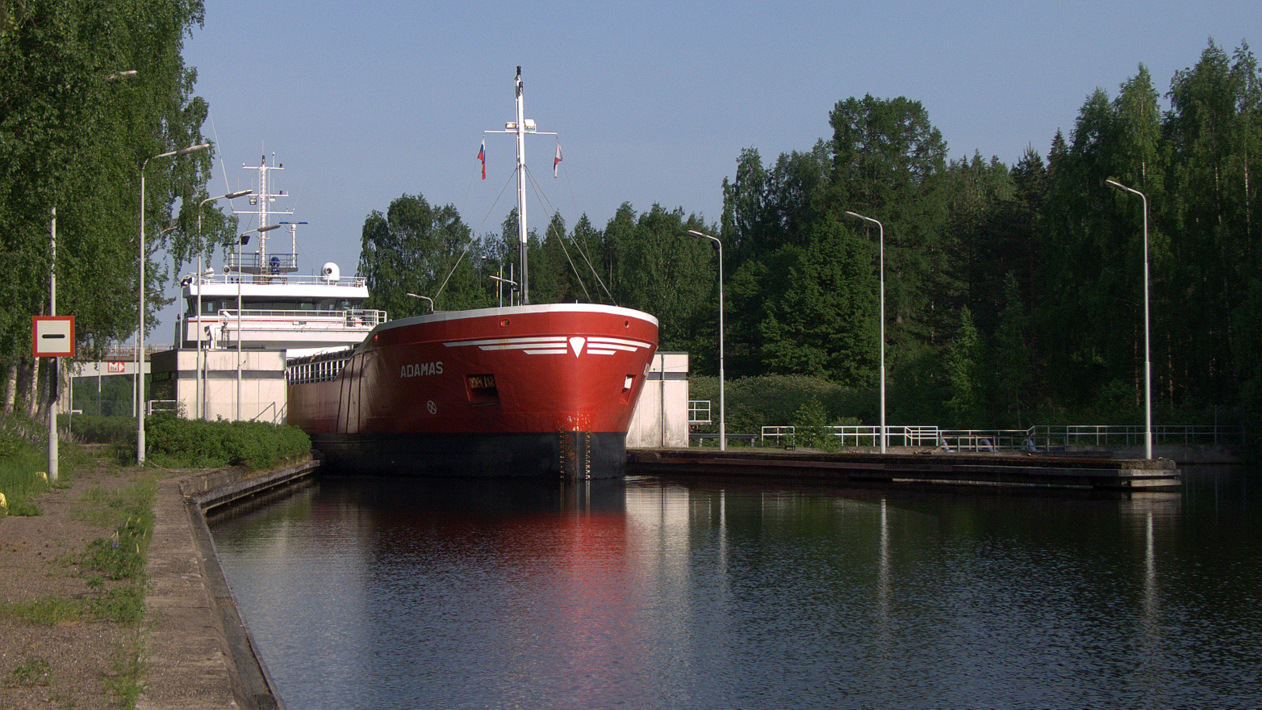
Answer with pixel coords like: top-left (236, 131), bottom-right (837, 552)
top-left (208, 468), bottom-right (1262, 709)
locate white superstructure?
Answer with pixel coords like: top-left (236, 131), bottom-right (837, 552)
top-left (173, 156), bottom-right (385, 359)
top-left (176, 266), bottom-right (382, 358)
top-left (155, 155), bottom-right (385, 423)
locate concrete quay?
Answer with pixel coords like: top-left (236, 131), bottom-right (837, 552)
top-left (628, 448), bottom-right (1183, 492)
top-left (138, 459), bottom-right (317, 710)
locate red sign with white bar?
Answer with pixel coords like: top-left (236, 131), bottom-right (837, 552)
top-left (32, 316), bottom-right (75, 357)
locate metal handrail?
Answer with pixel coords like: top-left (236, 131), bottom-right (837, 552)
top-left (212, 308), bottom-right (387, 326)
top-left (754, 423), bottom-right (1239, 449)
top-left (190, 272), bottom-right (369, 288)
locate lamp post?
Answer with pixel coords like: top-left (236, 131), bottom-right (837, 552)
top-left (236, 224), bottom-right (279, 421)
top-left (844, 211), bottom-right (887, 454)
top-left (196, 190), bottom-right (251, 420)
top-left (687, 229), bottom-right (725, 451)
top-left (138, 142), bottom-right (210, 464)
top-left (1105, 178), bottom-right (1153, 460)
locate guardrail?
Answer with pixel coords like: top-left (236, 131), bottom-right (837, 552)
top-left (147, 399), bottom-right (179, 416)
top-left (689, 400), bottom-right (712, 425)
top-left (753, 424), bottom-right (1240, 450)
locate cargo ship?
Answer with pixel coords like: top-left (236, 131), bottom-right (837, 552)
top-left (285, 68), bottom-right (659, 478)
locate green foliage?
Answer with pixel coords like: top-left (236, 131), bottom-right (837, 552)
top-left (144, 416), bottom-right (311, 469)
top-left (2, 1), bottom-right (218, 427)
top-left (359, 193), bottom-right (489, 317)
top-left (691, 374), bottom-right (873, 435)
top-left (944, 306), bottom-right (984, 427)
top-left (791, 397), bottom-right (831, 449)
top-left (0, 417), bottom-right (49, 517)
top-left (347, 40), bottom-right (1262, 443)
top-left (0, 596), bottom-right (83, 625)
top-left (61, 414), bottom-right (134, 444)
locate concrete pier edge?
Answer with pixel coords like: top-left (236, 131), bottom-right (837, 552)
top-left (138, 458), bottom-right (318, 710)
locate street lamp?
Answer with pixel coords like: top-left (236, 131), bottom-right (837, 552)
top-left (138, 142), bottom-right (210, 464)
top-left (196, 190), bottom-right (252, 420)
top-left (1105, 178), bottom-right (1153, 460)
top-left (236, 223), bottom-right (279, 420)
top-left (687, 229), bottom-right (725, 451)
top-left (844, 211), bottom-right (887, 454)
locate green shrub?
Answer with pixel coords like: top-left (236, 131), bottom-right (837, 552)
top-left (61, 414), bottom-right (135, 445)
top-left (0, 418), bottom-right (50, 517)
top-left (144, 416), bottom-right (310, 469)
top-left (690, 374), bottom-right (875, 437)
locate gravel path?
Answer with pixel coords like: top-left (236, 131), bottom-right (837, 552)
top-left (1, 454), bottom-right (144, 708)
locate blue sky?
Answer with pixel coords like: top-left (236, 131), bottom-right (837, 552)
top-left (157, 0), bottom-right (1258, 338)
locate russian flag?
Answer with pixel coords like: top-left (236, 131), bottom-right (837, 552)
top-left (553, 141), bottom-right (562, 178)
top-left (478, 140), bottom-right (486, 180)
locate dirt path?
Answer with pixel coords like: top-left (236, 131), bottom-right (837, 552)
top-left (1, 452), bottom-right (151, 709)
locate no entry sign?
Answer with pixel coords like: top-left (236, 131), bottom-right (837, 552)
top-left (32, 316), bottom-right (75, 357)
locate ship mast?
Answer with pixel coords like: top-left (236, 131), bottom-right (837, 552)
top-left (487, 66), bottom-right (556, 306)
top-left (233, 154), bottom-right (293, 277)
top-left (514, 69), bottom-right (529, 305)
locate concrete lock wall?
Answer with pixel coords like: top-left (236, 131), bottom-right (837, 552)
top-left (150, 348), bottom-right (287, 424)
top-left (627, 351), bottom-right (689, 449)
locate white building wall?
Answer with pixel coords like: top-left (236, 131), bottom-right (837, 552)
top-left (150, 348), bottom-right (287, 424)
top-left (627, 351), bottom-right (689, 449)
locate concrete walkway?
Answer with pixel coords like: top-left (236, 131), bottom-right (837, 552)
top-left (137, 475), bottom-right (241, 709)
top-left (136, 461), bottom-right (315, 709)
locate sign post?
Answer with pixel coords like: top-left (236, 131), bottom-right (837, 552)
top-left (33, 315), bottom-right (74, 483)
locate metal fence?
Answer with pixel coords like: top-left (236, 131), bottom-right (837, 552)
top-left (688, 400), bottom-right (712, 425)
top-left (754, 423), bottom-right (1240, 450)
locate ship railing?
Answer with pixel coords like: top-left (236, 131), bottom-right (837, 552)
top-left (190, 272), bottom-right (369, 288)
top-left (213, 308), bottom-right (387, 327)
top-left (286, 355), bottom-right (352, 384)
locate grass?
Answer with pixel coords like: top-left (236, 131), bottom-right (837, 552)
top-left (6, 655), bottom-right (52, 688)
top-left (0, 596), bottom-right (84, 625)
top-left (1, 414), bottom-right (92, 517)
top-left (1, 432), bottom-right (154, 709)
top-left (0, 438), bottom-right (49, 517)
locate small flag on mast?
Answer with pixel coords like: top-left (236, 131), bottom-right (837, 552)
top-left (478, 140), bottom-right (486, 180)
top-left (553, 141), bottom-right (562, 178)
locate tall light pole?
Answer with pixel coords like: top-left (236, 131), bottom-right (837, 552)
top-left (196, 190), bottom-right (251, 420)
top-left (138, 142), bottom-right (210, 464)
top-left (49, 207), bottom-right (58, 482)
top-left (687, 229), bottom-right (725, 451)
top-left (1105, 178), bottom-right (1153, 460)
top-left (845, 211), bottom-right (887, 453)
top-left (236, 223), bottom-right (279, 421)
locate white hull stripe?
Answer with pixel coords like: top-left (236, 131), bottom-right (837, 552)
top-left (445, 334), bottom-right (652, 357)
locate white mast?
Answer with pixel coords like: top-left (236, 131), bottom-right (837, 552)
top-left (486, 67), bottom-right (555, 306)
top-left (514, 68), bottom-right (529, 304)
top-left (234, 154), bottom-right (292, 275)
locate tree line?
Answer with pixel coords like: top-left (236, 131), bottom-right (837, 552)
top-left (362, 40), bottom-right (1262, 434)
top-left (3, 13), bottom-right (1257, 438)
top-left (1, 1), bottom-right (230, 422)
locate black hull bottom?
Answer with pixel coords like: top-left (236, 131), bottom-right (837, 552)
top-left (311, 431), bottom-right (628, 479)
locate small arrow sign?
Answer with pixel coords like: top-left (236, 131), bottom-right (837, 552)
top-left (32, 316), bottom-right (75, 357)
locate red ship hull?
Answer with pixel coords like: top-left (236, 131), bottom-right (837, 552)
top-left (287, 303), bottom-right (659, 478)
